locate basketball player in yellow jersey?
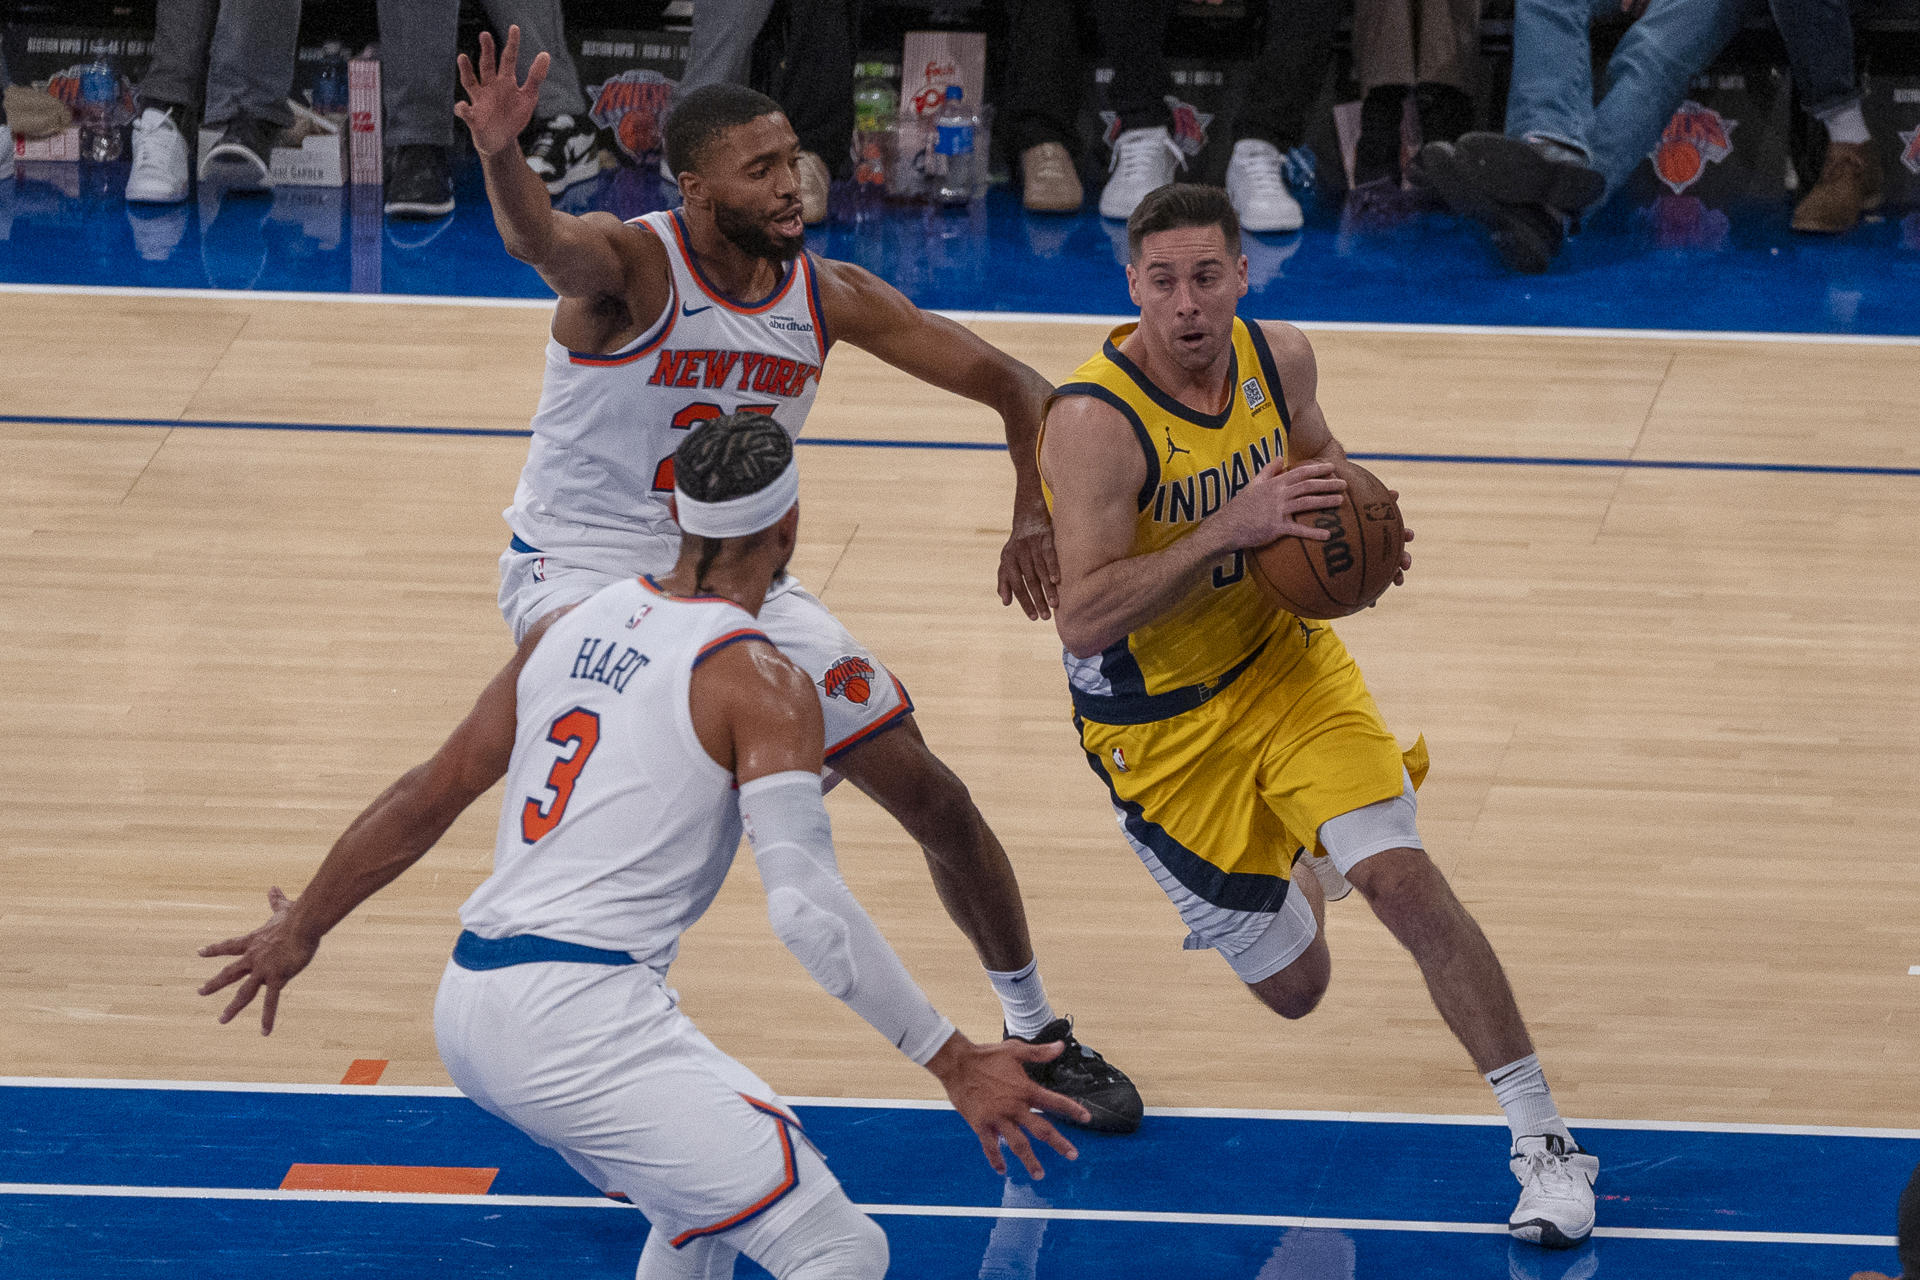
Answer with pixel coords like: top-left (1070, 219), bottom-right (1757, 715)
top-left (1039, 184), bottom-right (1600, 1249)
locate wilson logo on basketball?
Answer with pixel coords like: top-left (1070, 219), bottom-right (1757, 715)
top-left (820, 656), bottom-right (876, 704)
top-left (1648, 102), bottom-right (1736, 195)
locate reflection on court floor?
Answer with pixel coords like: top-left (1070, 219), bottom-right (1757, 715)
top-left (0, 1079), bottom-right (1906, 1278)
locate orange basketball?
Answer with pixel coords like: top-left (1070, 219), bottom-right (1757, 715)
top-left (1248, 459), bottom-right (1404, 619)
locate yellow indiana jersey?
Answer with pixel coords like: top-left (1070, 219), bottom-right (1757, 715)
top-left (1043, 317), bottom-right (1307, 726)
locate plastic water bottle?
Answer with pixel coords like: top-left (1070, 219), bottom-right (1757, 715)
top-left (312, 46), bottom-right (350, 122)
top-left (78, 49), bottom-right (122, 162)
top-left (932, 85), bottom-right (976, 206)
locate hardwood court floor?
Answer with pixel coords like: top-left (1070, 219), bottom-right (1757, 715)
top-left (1, 291), bottom-right (1915, 1131)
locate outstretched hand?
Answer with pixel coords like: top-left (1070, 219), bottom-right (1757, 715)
top-left (927, 1033), bottom-right (1089, 1178)
top-left (197, 886), bottom-right (318, 1035)
top-left (455, 26), bottom-right (550, 157)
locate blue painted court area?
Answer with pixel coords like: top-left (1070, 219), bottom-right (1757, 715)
top-left (3, 153), bottom-right (1919, 335)
top-left (0, 1081), bottom-right (1908, 1278)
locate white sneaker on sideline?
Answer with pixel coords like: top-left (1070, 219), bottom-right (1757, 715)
top-left (1099, 125), bottom-right (1182, 221)
top-left (1, 126), bottom-right (14, 181)
top-left (1225, 138), bottom-right (1303, 233)
top-left (128, 107), bottom-right (191, 203)
top-left (1508, 1134), bottom-right (1599, 1248)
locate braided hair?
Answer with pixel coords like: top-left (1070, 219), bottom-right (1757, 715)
top-left (673, 412), bottom-right (794, 589)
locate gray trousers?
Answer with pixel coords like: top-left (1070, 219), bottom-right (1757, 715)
top-left (136, 0), bottom-right (301, 129)
top-left (676, 0), bottom-right (778, 104)
top-left (379, 0), bottom-right (588, 151)
top-left (485, 0), bottom-right (589, 119)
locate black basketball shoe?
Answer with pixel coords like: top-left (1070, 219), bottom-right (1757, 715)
top-left (1007, 1017), bottom-right (1142, 1134)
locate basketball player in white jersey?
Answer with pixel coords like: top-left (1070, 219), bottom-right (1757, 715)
top-left (199, 413), bottom-right (1089, 1280)
top-left (454, 29), bottom-right (1141, 1132)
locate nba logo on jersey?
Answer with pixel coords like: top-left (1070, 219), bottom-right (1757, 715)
top-left (625, 605), bottom-right (653, 629)
top-left (1241, 378), bottom-right (1267, 413)
top-left (1111, 747), bottom-right (1129, 773)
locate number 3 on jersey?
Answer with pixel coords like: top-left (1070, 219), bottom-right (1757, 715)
top-left (521, 708), bottom-right (601, 843)
top-left (649, 402), bottom-right (778, 492)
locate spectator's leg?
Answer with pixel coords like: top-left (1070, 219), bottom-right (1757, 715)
top-left (1004, 0), bottom-right (1083, 157)
top-left (1353, 0), bottom-right (1416, 185)
top-left (1770, 0), bottom-right (1877, 231)
top-left (482, 0), bottom-right (590, 120)
top-left (138, 0), bottom-right (221, 120)
top-left (676, 0), bottom-right (778, 105)
top-left (1585, 0), bottom-right (1751, 199)
top-left (377, 0), bottom-right (459, 148)
top-left (1090, 0), bottom-right (1176, 135)
top-left (771, 0), bottom-right (855, 173)
top-left (1503, 0), bottom-right (1600, 157)
top-left (1237, 0), bottom-right (1341, 150)
top-left (202, 0), bottom-right (302, 130)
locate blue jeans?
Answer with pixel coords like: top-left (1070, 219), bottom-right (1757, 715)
top-left (1505, 0), bottom-right (1752, 202)
top-left (1769, 0), bottom-right (1860, 117)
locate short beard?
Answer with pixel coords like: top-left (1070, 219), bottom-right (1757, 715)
top-left (713, 198), bottom-right (804, 264)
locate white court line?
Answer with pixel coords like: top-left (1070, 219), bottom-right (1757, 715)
top-left (5, 1076), bottom-right (1919, 1140)
top-left (5, 281), bottom-right (1920, 346)
top-left (0, 1181), bottom-right (1894, 1248)
top-left (1909, 966), bottom-right (1920, 976)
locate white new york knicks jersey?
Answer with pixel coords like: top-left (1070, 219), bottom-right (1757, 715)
top-left (503, 209), bottom-right (831, 565)
top-left (459, 576), bottom-right (770, 970)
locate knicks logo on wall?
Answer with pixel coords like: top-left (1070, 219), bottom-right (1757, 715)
top-left (1648, 101), bottom-right (1736, 194)
top-left (1901, 125), bottom-right (1920, 176)
top-left (589, 70), bottom-right (673, 161)
top-left (820, 656), bottom-right (876, 704)
top-left (1102, 96), bottom-right (1213, 160)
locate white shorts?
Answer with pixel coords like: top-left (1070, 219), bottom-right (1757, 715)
top-left (434, 956), bottom-right (839, 1248)
top-left (1184, 771), bottom-right (1424, 984)
top-left (500, 545), bottom-right (913, 762)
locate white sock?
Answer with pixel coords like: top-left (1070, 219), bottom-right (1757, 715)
top-left (986, 958), bottom-right (1056, 1039)
top-left (1818, 101), bottom-right (1870, 146)
top-left (1486, 1054), bottom-right (1572, 1145)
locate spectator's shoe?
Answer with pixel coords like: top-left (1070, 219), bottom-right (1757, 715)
top-left (127, 204), bottom-right (190, 261)
top-left (127, 106), bottom-right (190, 203)
top-left (1100, 125), bottom-right (1182, 220)
top-left (1453, 131), bottom-right (1603, 215)
top-left (1509, 1134), bottom-right (1599, 1249)
top-left (199, 116), bottom-right (278, 192)
top-left (1021, 141), bottom-right (1083, 212)
top-left (385, 144), bottom-right (454, 218)
top-left (1791, 140), bottom-right (1883, 233)
top-left (1418, 140), bottom-right (1565, 274)
top-left (1006, 1017), bottom-right (1143, 1134)
top-left (1294, 849), bottom-right (1353, 903)
top-left (1225, 138), bottom-right (1303, 233)
top-left (797, 150), bottom-right (829, 224)
top-left (0, 126), bottom-right (14, 182)
top-left (523, 114), bottom-right (601, 195)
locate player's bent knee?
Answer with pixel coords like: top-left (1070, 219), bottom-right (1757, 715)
top-left (735, 1180), bottom-right (889, 1280)
top-left (1346, 846), bottom-right (1440, 907)
top-left (1246, 943), bottom-right (1330, 1020)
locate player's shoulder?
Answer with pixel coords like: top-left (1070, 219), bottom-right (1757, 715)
top-left (1248, 318), bottom-right (1314, 365)
top-left (696, 626), bottom-right (810, 701)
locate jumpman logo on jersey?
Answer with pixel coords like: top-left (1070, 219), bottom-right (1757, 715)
top-left (1164, 430), bottom-right (1191, 463)
top-left (1298, 620), bottom-right (1320, 647)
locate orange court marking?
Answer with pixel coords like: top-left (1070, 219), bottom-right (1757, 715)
top-left (340, 1059), bottom-right (388, 1085)
top-left (280, 1164), bottom-right (499, 1195)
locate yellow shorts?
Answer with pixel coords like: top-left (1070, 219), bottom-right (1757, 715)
top-left (1078, 624), bottom-right (1427, 953)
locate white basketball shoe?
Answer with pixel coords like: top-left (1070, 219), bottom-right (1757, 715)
top-left (1099, 125), bottom-right (1182, 221)
top-left (1508, 1133), bottom-right (1599, 1248)
top-left (1225, 138), bottom-right (1303, 233)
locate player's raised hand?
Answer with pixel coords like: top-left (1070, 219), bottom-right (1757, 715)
top-left (197, 886), bottom-right (319, 1035)
top-left (1208, 456), bottom-right (1346, 551)
top-left (455, 26), bottom-right (551, 157)
top-left (999, 498), bottom-right (1061, 621)
top-left (926, 1032), bottom-right (1089, 1178)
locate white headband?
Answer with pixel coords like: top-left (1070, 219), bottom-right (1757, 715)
top-left (673, 455), bottom-right (800, 539)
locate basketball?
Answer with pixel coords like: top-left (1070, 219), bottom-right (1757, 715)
top-left (1248, 459), bottom-right (1403, 619)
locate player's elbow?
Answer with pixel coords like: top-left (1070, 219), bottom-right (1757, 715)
top-left (1054, 609), bottom-right (1115, 662)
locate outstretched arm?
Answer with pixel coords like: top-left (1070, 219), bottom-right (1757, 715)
top-left (816, 260), bottom-right (1060, 620)
top-left (693, 642), bottom-right (1090, 1177)
top-left (458, 27), bottom-right (657, 309)
top-left (197, 611), bottom-right (567, 1033)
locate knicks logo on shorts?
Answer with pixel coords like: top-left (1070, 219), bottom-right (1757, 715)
top-left (820, 656), bottom-right (875, 704)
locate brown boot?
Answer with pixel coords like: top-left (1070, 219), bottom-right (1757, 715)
top-left (1020, 142), bottom-right (1083, 212)
top-left (1791, 140), bottom-right (1883, 233)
